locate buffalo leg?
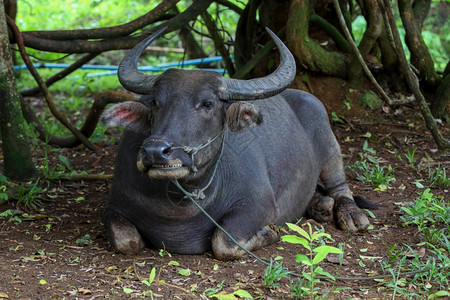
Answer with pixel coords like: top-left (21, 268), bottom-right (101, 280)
top-left (104, 211), bottom-right (145, 254)
top-left (307, 192), bottom-right (334, 223)
top-left (320, 153), bottom-right (370, 231)
top-left (212, 225), bottom-right (278, 261)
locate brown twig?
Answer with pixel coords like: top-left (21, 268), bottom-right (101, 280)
top-left (332, 0), bottom-right (414, 106)
top-left (20, 91), bottom-right (136, 148)
top-left (60, 174), bottom-right (113, 181)
top-left (7, 16), bottom-right (98, 151)
top-left (20, 52), bottom-right (100, 97)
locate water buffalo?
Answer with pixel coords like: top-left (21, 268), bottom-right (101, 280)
top-left (101, 27), bottom-right (371, 260)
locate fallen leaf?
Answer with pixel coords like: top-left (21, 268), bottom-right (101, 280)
top-left (78, 288), bottom-right (91, 295)
top-left (0, 292), bottom-right (9, 298)
top-left (178, 268), bottom-right (191, 276)
top-left (326, 255), bottom-right (349, 265)
top-left (406, 247), bottom-right (426, 259)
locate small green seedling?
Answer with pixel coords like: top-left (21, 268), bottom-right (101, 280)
top-left (281, 222), bottom-right (342, 298)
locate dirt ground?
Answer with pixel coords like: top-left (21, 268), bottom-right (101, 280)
top-left (0, 79), bottom-right (449, 299)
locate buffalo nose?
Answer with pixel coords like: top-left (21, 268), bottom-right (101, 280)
top-left (143, 139), bottom-right (173, 159)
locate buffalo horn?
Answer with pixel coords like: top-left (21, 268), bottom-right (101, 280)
top-left (117, 27), bottom-right (167, 94)
top-left (218, 28), bottom-right (296, 100)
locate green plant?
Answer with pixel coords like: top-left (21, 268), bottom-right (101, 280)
top-left (76, 234), bottom-right (91, 245)
top-left (331, 112), bottom-right (344, 124)
top-left (40, 152), bottom-right (84, 182)
top-left (404, 148), bottom-right (418, 168)
top-left (281, 222), bottom-right (342, 298)
top-left (387, 189), bottom-right (450, 297)
top-left (203, 280), bottom-right (225, 297)
top-left (0, 175), bottom-right (8, 203)
top-left (0, 209), bottom-right (22, 223)
top-left (400, 189), bottom-right (449, 244)
top-left (428, 163), bottom-right (450, 187)
top-left (140, 267), bottom-right (156, 299)
top-left (263, 259), bottom-right (291, 288)
top-left (16, 179), bottom-right (44, 209)
top-left (350, 141), bottom-right (396, 186)
top-left (353, 160), bottom-right (395, 186)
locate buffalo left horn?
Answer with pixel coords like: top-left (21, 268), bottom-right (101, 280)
top-left (218, 28), bottom-right (296, 101)
top-left (117, 27), bottom-right (167, 94)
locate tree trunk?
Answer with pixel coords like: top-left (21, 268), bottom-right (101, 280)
top-left (286, 0), bottom-right (348, 78)
top-left (398, 0), bottom-right (439, 91)
top-left (0, 1), bottom-right (37, 180)
top-left (348, 0), bottom-right (382, 86)
top-left (430, 62), bottom-right (450, 119)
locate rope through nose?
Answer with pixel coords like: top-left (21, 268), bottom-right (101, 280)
top-left (172, 128), bottom-right (226, 173)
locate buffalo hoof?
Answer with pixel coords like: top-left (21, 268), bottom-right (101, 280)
top-left (212, 226), bottom-right (278, 261)
top-left (108, 217), bottom-right (145, 254)
top-left (335, 197), bottom-right (369, 232)
top-left (307, 194), bottom-right (334, 223)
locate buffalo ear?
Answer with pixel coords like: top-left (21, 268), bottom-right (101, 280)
top-left (226, 102), bottom-right (262, 132)
top-left (101, 101), bottom-right (151, 132)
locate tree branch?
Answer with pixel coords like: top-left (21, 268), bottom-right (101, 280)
top-left (333, 0), bottom-right (396, 103)
top-left (20, 52), bottom-right (100, 97)
top-left (20, 91), bottom-right (136, 148)
top-left (7, 16), bottom-right (98, 151)
top-left (201, 11), bottom-right (235, 76)
top-left (22, 1), bottom-right (179, 40)
top-left (381, 0), bottom-right (449, 149)
top-left (19, 0), bottom-right (214, 53)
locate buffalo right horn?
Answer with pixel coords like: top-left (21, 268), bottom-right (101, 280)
top-left (218, 28), bottom-right (296, 101)
top-left (117, 27), bottom-right (167, 94)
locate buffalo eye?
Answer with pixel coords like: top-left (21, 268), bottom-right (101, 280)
top-left (201, 100), bottom-right (214, 110)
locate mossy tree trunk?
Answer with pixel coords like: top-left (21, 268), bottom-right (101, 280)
top-left (0, 2), bottom-right (37, 180)
top-left (286, 0), bottom-right (347, 78)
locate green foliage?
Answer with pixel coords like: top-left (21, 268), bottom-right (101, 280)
top-left (331, 111), bottom-right (345, 124)
top-left (76, 234), bottom-right (91, 245)
top-left (351, 3), bottom-right (449, 72)
top-left (263, 260), bottom-right (291, 288)
top-left (203, 280), bottom-right (225, 297)
top-left (281, 222), bottom-right (342, 298)
top-left (384, 189), bottom-right (450, 297)
top-left (350, 141), bottom-right (396, 186)
top-left (211, 289), bottom-right (253, 300)
top-left (357, 91), bottom-right (383, 109)
top-left (399, 188), bottom-right (449, 245)
top-left (39, 153), bottom-right (74, 180)
top-left (0, 174), bottom-right (8, 203)
top-left (16, 179), bottom-right (44, 209)
top-left (140, 267), bottom-right (156, 299)
top-left (0, 209), bottom-right (22, 223)
top-left (428, 163), bottom-right (450, 187)
top-left (404, 148), bottom-right (418, 168)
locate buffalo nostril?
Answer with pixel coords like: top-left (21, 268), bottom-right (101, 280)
top-left (143, 139), bottom-right (173, 159)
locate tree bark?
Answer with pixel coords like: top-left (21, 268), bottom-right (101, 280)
top-left (383, 0), bottom-right (449, 149)
top-left (430, 62), bottom-right (450, 119)
top-left (0, 1), bottom-right (36, 180)
top-left (398, 0), bottom-right (439, 91)
top-left (348, 0), bottom-right (382, 86)
top-left (287, 0), bottom-right (347, 78)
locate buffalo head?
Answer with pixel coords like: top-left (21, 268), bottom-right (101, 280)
top-left (102, 28), bottom-right (296, 181)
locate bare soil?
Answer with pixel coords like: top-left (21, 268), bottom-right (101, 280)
top-left (0, 81), bottom-right (448, 299)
